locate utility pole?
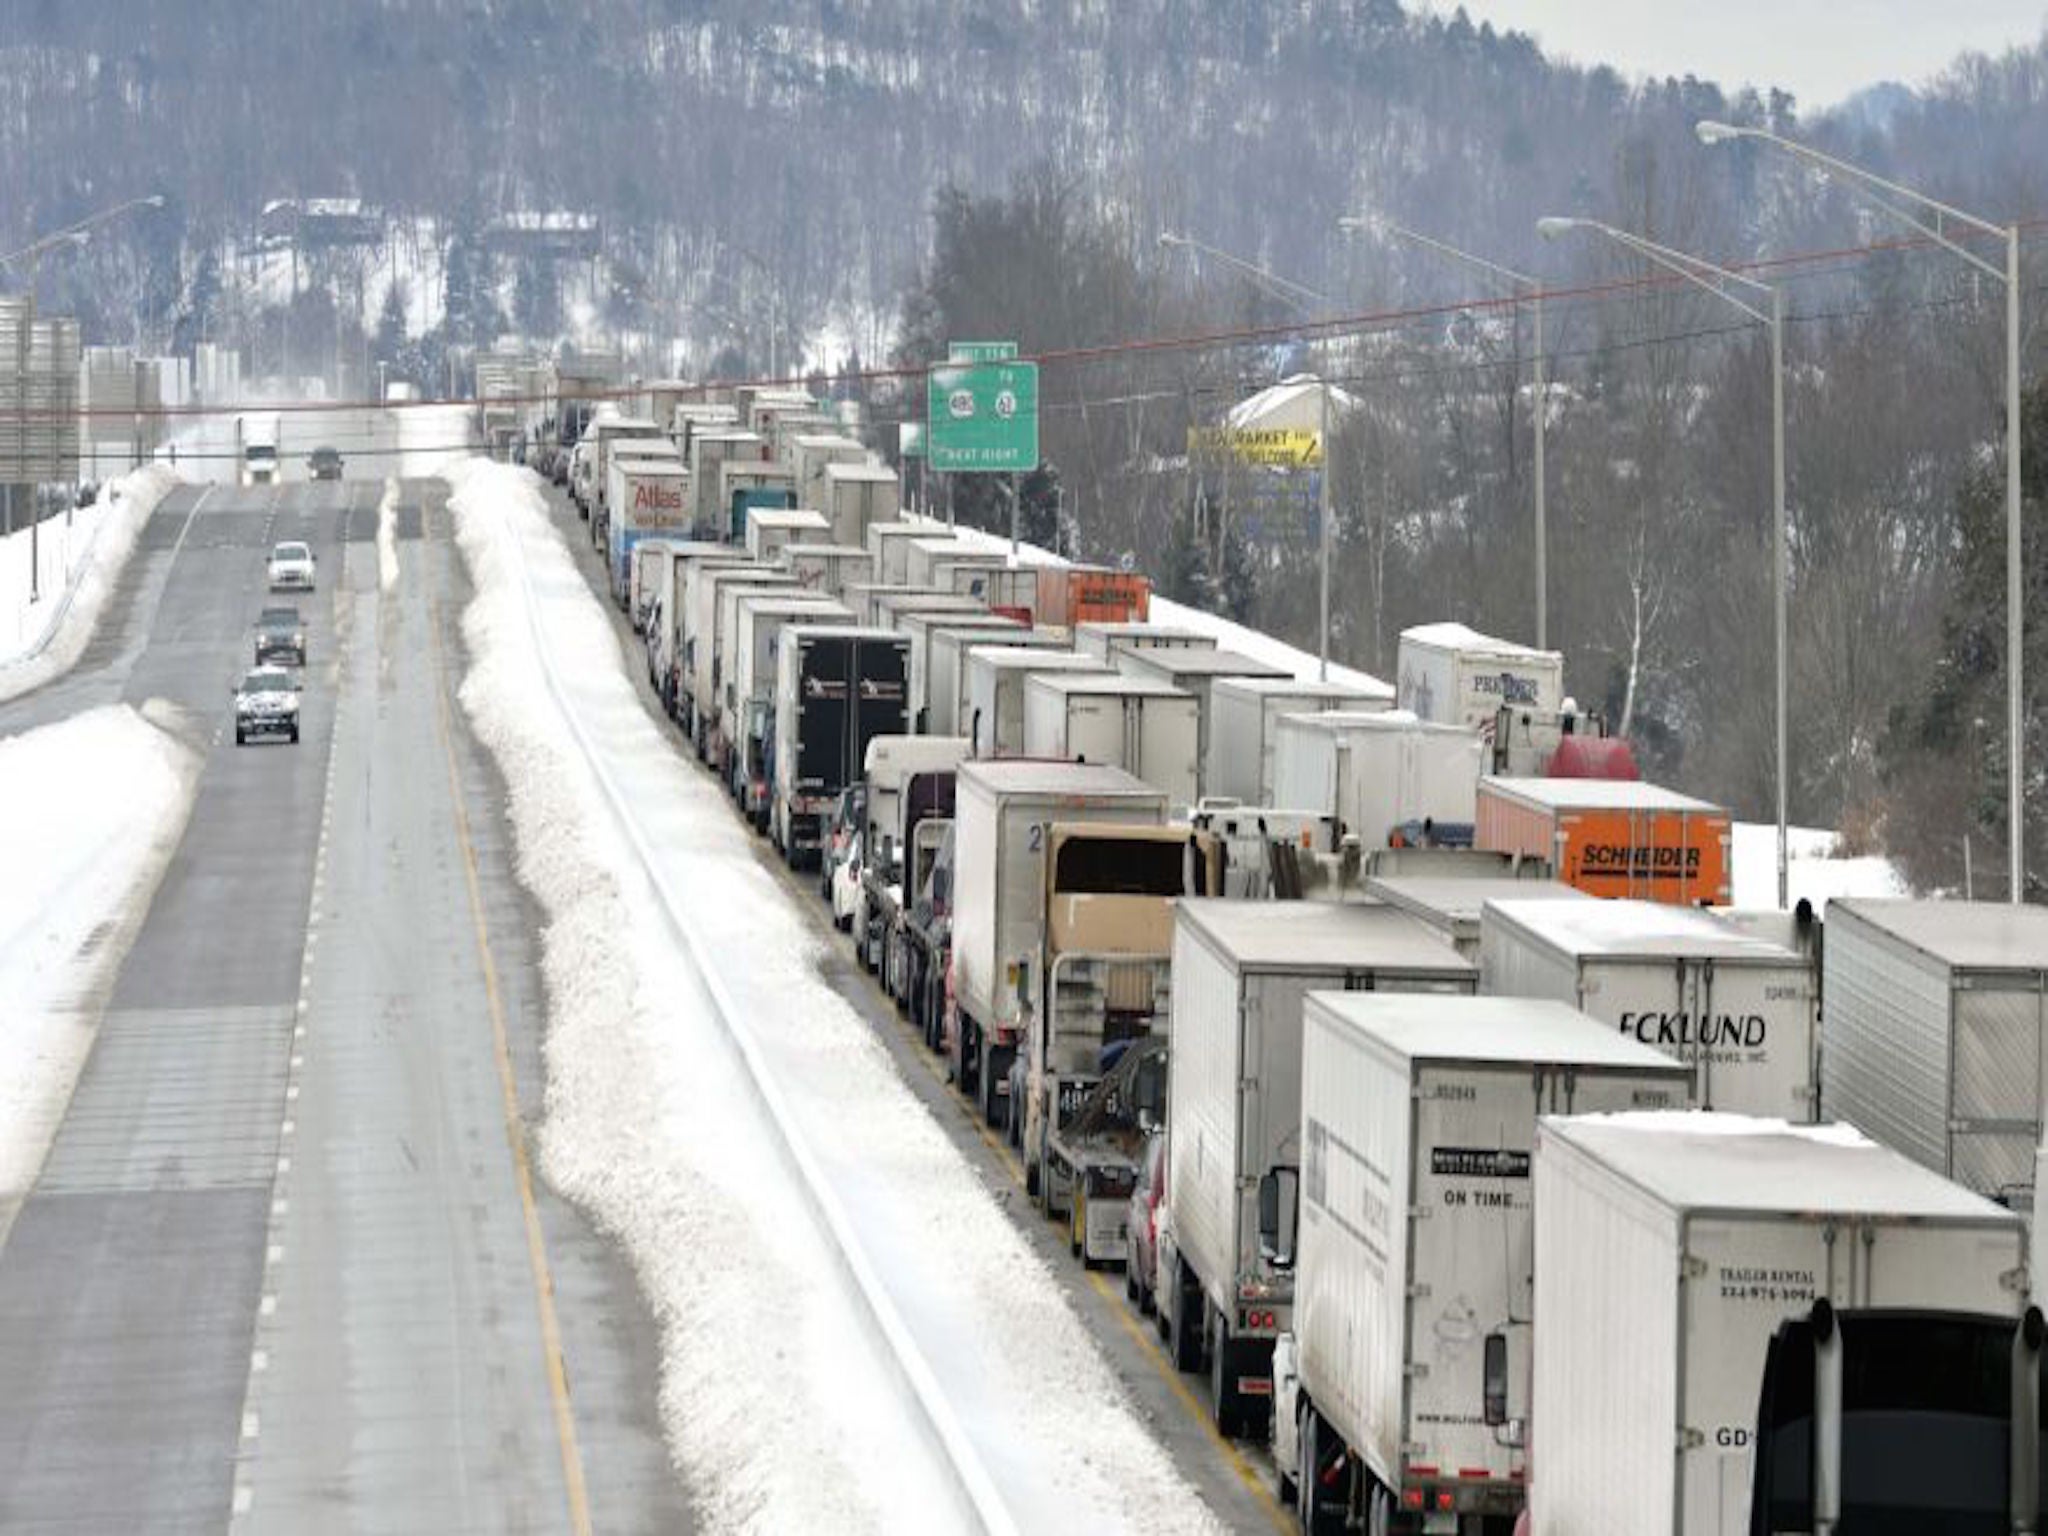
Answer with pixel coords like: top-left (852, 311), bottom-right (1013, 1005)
top-left (1318, 375), bottom-right (1332, 681)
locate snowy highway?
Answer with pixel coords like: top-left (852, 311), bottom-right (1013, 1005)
top-left (0, 460), bottom-right (1287, 1533)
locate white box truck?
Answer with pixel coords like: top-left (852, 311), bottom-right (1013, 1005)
top-left (948, 760), bottom-right (1168, 1127)
top-left (1270, 709), bottom-right (1485, 850)
top-left (821, 460), bottom-right (900, 546)
top-left (1821, 898), bottom-right (2048, 1201)
top-left (744, 507), bottom-right (831, 563)
top-left (947, 562), bottom-right (1038, 619)
top-left (964, 648), bottom-right (1108, 757)
top-left (901, 612), bottom-right (1023, 734)
top-left (870, 519), bottom-right (950, 585)
top-left (649, 545), bottom-right (746, 717)
top-left (1530, 1112), bottom-right (2029, 1536)
top-left (781, 542), bottom-right (871, 597)
top-left (930, 626), bottom-right (1060, 739)
top-left (1160, 902), bottom-right (1478, 1438)
top-left (1074, 621), bottom-right (1218, 661)
top-left (788, 432), bottom-right (867, 505)
top-left (1363, 874), bottom-right (1587, 959)
top-left (856, 733), bottom-right (971, 981)
top-left (1481, 898), bottom-right (1822, 1120)
top-left (629, 537), bottom-right (684, 638)
top-left (1396, 622), bottom-right (1565, 732)
top-left (691, 567), bottom-right (797, 756)
top-left (769, 625), bottom-right (908, 867)
top-left (725, 591), bottom-right (851, 814)
top-left (1022, 672), bottom-right (1200, 807)
top-left (1207, 675), bottom-right (1392, 805)
top-left (1287, 998), bottom-right (1692, 1531)
top-left (688, 427), bottom-right (766, 530)
top-left (1116, 648), bottom-right (1290, 796)
top-left (903, 535), bottom-right (983, 589)
top-left (606, 452), bottom-right (689, 606)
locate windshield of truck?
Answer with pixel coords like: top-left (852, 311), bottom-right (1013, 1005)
top-left (1052, 836), bottom-right (1210, 897)
top-left (1751, 1309), bottom-right (2034, 1533)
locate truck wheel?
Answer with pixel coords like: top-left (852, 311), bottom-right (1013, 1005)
top-left (1169, 1264), bottom-right (1204, 1373)
top-left (1070, 1188), bottom-right (1086, 1261)
top-left (235, 727), bottom-right (246, 745)
top-left (1024, 1153), bottom-right (1040, 1201)
top-left (289, 725), bottom-right (300, 744)
top-left (981, 1063), bottom-right (1004, 1129)
top-left (1210, 1308), bottom-right (1241, 1438)
top-left (1125, 1259), bottom-right (1140, 1304)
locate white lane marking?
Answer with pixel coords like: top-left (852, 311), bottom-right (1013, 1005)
top-left (251, 1349), bottom-right (268, 1374)
top-left (241, 1412), bottom-right (259, 1441)
top-left (232, 1485), bottom-right (253, 1515)
top-left (266, 1245), bottom-right (283, 1266)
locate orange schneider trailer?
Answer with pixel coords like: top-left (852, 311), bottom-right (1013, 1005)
top-left (1475, 776), bottom-right (1732, 905)
top-left (1033, 565), bottom-right (1150, 629)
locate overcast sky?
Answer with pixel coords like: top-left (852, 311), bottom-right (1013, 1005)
top-left (1439, 2), bottom-right (2047, 110)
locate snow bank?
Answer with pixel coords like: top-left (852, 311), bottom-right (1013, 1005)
top-left (376, 479), bottom-right (400, 591)
top-left (0, 466), bottom-right (180, 703)
top-left (0, 702), bottom-right (197, 1231)
top-left (1731, 822), bottom-right (1908, 911)
top-left (443, 458), bottom-right (1224, 1535)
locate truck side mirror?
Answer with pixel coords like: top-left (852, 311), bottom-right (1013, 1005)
top-left (1258, 1167), bottom-right (1298, 1270)
top-left (1483, 1332), bottom-right (1509, 1427)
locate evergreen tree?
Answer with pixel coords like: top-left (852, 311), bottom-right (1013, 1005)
top-left (373, 280), bottom-right (408, 365)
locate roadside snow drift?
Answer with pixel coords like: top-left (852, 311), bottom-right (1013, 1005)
top-left (0, 466), bottom-right (181, 703)
top-left (444, 459), bottom-right (1225, 1536)
top-left (0, 702), bottom-right (197, 1228)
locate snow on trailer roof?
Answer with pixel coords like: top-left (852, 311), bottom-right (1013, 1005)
top-left (1483, 776), bottom-right (1727, 814)
top-left (1366, 876), bottom-right (1589, 928)
top-left (782, 542), bottom-right (870, 559)
top-left (1312, 994), bottom-right (1686, 1073)
top-left (1280, 708), bottom-right (1471, 739)
top-left (1027, 671), bottom-right (1189, 699)
top-left (780, 623), bottom-right (901, 643)
top-left (1400, 622), bottom-right (1560, 660)
top-left (1830, 898), bottom-right (2048, 972)
top-left (1177, 898), bottom-right (1475, 975)
top-left (748, 509), bottom-right (832, 530)
top-left (957, 758), bottom-right (1163, 800)
top-left (1211, 674), bottom-right (1395, 704)
top-left (1485, 897), bottom-right (1802, 963)
top-left (1077, 621), bottom-right (1217, 644)
top-left (1542, 1112), bottom-right (2020, 1223)
top-left (1121, 649), bottom-right (1291, 681)
top-left (823, 461), bottom-right (897, 483)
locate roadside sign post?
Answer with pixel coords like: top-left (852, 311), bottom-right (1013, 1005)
top-left (927, 345), bottom-right (1039, 549)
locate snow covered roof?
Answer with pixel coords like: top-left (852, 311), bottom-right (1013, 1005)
top-left (1400, 621), bottom-right (1560, 662)
top-left (1315, 995), bottom-right (1688, 1074)
top-left (1482, 776), bottom-right (1725, 815)
top-left (1177, 898), bottom-right (1474, 975)
top-left (1224, 373), bottom-right (1361, 432)
top-left (1119, 648), bottom-right (1290, 681)
top-left (1026, 671), bottom-right (1188, 700)
top-left (958, 758), bottom-right (1162, 800)
top-left (1277, 708), bottom-right (1469, 739)
top-left (1544, 1112), bottom-right (2016, 1222)
top-left (1832, 898), bottom-right (2048, 973)
top-left (1485, 897), bottom-right (1804, 964)
top-left (1366, 876), bottom-right (1588, 929)
top-left (967, 647), bottom-right (1104, 675)
top-left (1210, 675), bottom-right (1393, 705)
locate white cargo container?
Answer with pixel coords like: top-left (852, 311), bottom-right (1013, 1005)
top-left (963, 647), bottom-right (1109, 757)
top-left (1481, 898), bottom-right (1820, 1120)
top-left (1270, 709), bottom-right (1485, 849)
top-left (744, 507), bottom-right (831, 563)
top-left (787, 432), bottom-right (867, 505)
top-left (629, 537), bottom-right (685, 637)
top-left (1161, 902), bottom-right (1477, 1436)
top-left (1022, 672), bottom-right (1200, 806)
top-left (1291, 1000), bottom-right (1693, 1529)
top-left (949, 760), bottom-right (1166, 1118)
top-left (1821, 898), bottom-right (2048, 1201)
top-left (869, 590), bottom-right (986, 638)
top-left (1206, 675), bottom-right (1394, 805)
top-left (688, 427), bottom-right (767, 529)
top-left (930, 626), bottom-right (1062, 740)
top-left (821, 460), bottom-right (900, 546)
top-left (718, 461), bottom-right (796, 539)
top-left (1116, 649), bottom-right (1291, 797)
top-left (945, 561), bottom-right (1039, 618)
top-left (606, 452), bottom-right (689, 603)
top-left (1396, 621), bottom-right (1565, 731)
top-left (724, 591), bottom-right (851, 801)
top-left (692, 567), bottom-right (797, 750)
top-left (899, 615), bottom-right (1024, 735)
top-left (1074, 621), bottom-right (1218, 661)
top-left (651, 546), bottom-right (748, 713)
top-left (902, 536), bottom-right (989, 590)
top-left (780, 542), bottom-right (872, 597)
top-left (1531, 1113), bottom-right (2028, 1536)
top-left (869, 519), bottom-right (950, 585)
top-left (1363, 874), bottom-right (1588, 959)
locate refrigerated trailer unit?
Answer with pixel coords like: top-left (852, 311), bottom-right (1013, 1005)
top-left (1115, 648), bottom-right (1290, 797)
top-left (1530, 1112), bottom-right (2028, 1536)
top-left (900, 612), bottom-right (1023, 734)
top-left (780, 542), bottom-right (872, 598)
top-left (963, 647), bottom-right (1109, 758)
top-left (1205, 675), bottom-right (1393, 805)
top-left (1022, 672), bottom-right (1201, 807)
top-left (821, 460), bottom-right (901, 547)
top-left (1476, 776), bottom-right (1733, 906)
top-left (1821, 898), bottom-right (2048, 1202)
top-left (1270, 709), bottom-right (1485, 851)
top-left (1289, 999), bottom-right (1692, 1532)
top-left (1073, 621), bottom-right (1217, 661)
top-left (1160, 902), bottom-right (1477, 1438)
top-left (770, 625), bottom-right (909, 868)
top-left (718, 462), bottom-right (797, 542)
top-left (651, 546), bottom-right (748, 716)
top-left (1480, 898), bottom-right (1821, 1120)
top-left (787, 432), bottom-right (868, 506)
top-left (869, 519), bottom-right (951, 585)
top-left (606, 453), bottom-right (690, 606)
top-left (725, 592), bottom-right (852, 815)
top-left (744, 507), bottom-right (831, 564)
top-left (1395, 621), bottom-right (1565, 732)
top-left (945, 561), bottom-right (1038, 621)
top-left (929, 626), bottom-right (1064, 740)
top-left (1362, 873), bottom-right (1587, 959)
top-left (688, 427), bottom-right (768, 530)
top-left (691, 568), bottom-right (798, 755)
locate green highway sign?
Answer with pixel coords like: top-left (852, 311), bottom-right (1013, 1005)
top-left (948, 340), bottom-right (1019, 363)
top-left (927, 360), bottom-right (1039, 473)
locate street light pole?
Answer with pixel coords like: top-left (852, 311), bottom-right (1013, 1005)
top-left (1697, 119), bottom-right (2027, 902)
top-left (1540, 214), bottom-right (1791, 908)
top-left (1157, 230), bottom-right (1340, 674)
top-left (1339, 215), bottom-right (1550, 647)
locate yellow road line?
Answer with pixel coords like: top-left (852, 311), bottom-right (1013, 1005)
top-left (760, 860), bottom-right (1292, 1534)
top-left (427, 558), bottom-right (595, 1536)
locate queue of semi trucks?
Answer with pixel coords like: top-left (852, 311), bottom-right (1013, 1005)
top-left (536, 380), bottom-right (2048, 1534)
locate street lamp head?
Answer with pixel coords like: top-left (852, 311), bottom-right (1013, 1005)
top-left (1694, 120), bottom-right (1740, 146)
top-left (143, 194), bottom-right (167, 209)
top-left (1157, 231), bottom-right (1185, 249)
top-left (1535, 217), bottom-right (1581, 241)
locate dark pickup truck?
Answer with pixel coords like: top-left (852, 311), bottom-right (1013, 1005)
top-left (254, 605), bottom-right (306, 667)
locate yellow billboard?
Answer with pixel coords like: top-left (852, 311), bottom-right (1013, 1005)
top-left (1188, 426), bottom-right (1323, 468)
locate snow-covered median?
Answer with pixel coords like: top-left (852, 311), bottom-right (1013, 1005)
top-left (1730, 822), bottom-right (1908, 910)
top-left (0, 702), bottom-right (198, 1232)
top-left (0, 466), bottom-right (181, 703)
top-left (444, 459), bottom-right (1225, 1535)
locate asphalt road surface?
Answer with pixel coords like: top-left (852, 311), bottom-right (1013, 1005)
top-left (0, 477), bottom-right (685, 1533)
